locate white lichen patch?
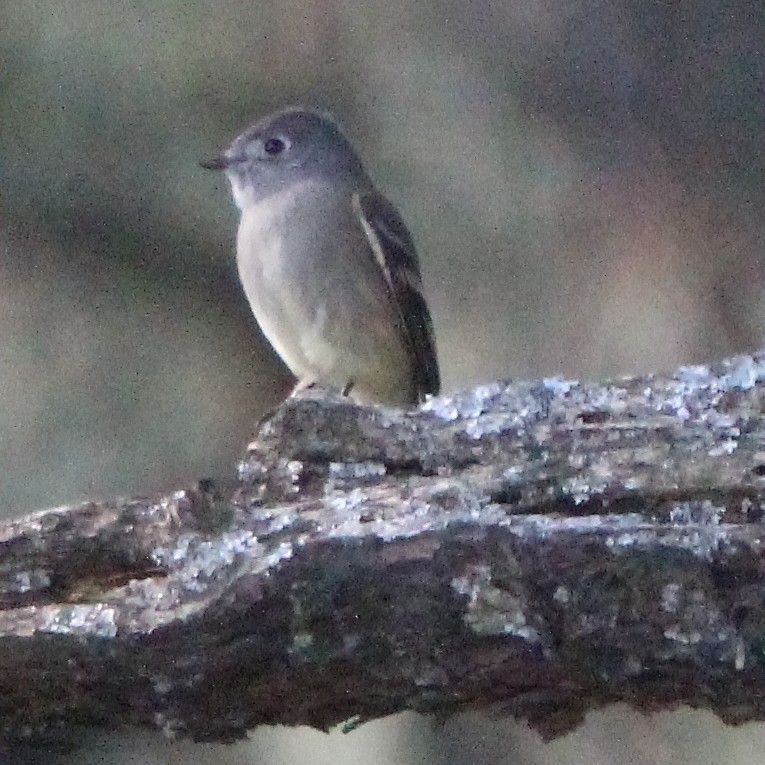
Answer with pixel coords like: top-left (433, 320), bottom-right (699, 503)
top-left (151, 675), bottom-right (173, 696)
top-left (675, 364), bottom-right (712, 387)
top-left (719, 354), bottom-right (764, 391)
top-left (423, 382), bottom-right (504, 422)
top-left (660, 583), bottom-right (681, 612)
top-left (560, 474), bottom-right (610, 505)
top-left (38, 604), bottom-right (117, 638)
top-left (326, 486), bottom-right (369, 517)
top-left (291, 632), bottom-right (314, 652)
top-left (708, 439), bottom-right (738, 457)
top-left (464, 413), bottom-right (512, 439)
top-left (286, 460), bottom-right (303, 480)
top-left (553, 585), bottom-right (570, 604)
top-left (153, 529), bottom-right (275, 591)
top-left (265, 541), bottom-right (294, 568)
top-left (509, 513), bottom-right (649, 540)
top-left (422, 396), bottom-right (460, 421)
top-left (7, 569), bottom-right (50, 594)
top-left (328, 461), bottom-right (386, 482)
top-left (459, 383), bottom-right (506, 417)
top-left (661, 356), bottom-right (765, 428)
top-left (452, 564), bottom-right (543, 642)
top-left (664, 625), bottom-right (702, 645)
top-left (542, 377), bottom-right (577, 396)
top-left (585, 385), bottom-right (629, 412)
top-left (668, 500), bottom-right (724, 526)
top-left (735, 637), bottom-right (746, 670)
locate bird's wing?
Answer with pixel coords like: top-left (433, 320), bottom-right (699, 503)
top-left (352, 189), bottom-right (440, 398)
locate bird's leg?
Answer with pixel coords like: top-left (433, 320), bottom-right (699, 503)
top-left (289, 379), bottom-right (356, 400)
top-left (289, 379), bottom-right (319, 397)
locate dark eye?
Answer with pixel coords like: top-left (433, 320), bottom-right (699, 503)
top-left (264, 137), bottom-right (286, 155)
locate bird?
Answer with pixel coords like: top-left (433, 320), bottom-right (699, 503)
top-left (201, 107), bottom-right (440, 407)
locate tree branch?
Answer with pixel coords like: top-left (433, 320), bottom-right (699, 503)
top-left (3, 352), bottom-right (765, 748)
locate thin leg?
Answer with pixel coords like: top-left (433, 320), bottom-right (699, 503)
top-left (290, 379), bottom-right (317, 397)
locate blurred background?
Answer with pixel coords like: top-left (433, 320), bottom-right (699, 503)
top-left (1, 0), bottom-right (764, 763)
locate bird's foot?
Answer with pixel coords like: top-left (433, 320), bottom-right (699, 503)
top-left (288, 379), bottom-right (354, 403)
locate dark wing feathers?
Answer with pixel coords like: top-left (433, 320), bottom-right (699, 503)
top-left (353, 189), bottom-right (440, 399)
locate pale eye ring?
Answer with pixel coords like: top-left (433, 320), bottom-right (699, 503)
top-left (264, 137), bottom-right (287, 156)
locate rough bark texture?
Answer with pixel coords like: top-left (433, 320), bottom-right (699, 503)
top-left (3, 353), bottom-right (765, 749)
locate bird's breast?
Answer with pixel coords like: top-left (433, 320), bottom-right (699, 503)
top-left (237, 187), bottom-right (298, 279)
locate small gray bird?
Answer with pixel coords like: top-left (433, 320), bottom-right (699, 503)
top-left (201, 107), bottom-right (440, 407)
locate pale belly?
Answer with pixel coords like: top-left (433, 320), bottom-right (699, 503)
top-left (235, 186), bottom-right (414, 405)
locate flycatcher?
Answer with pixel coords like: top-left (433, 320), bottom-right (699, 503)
top-left (202, 107), bottom-right (440, 406)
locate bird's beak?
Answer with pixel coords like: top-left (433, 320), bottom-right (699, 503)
top-left (199, 152), bottom-right (249, 171)
top-left (199, 155), bottom-right (230, 171)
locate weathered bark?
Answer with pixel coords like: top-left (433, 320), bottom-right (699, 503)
top-left (3, 352), bottom-right (765, 749)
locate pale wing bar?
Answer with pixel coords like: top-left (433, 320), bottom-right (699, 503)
top-left (352, 190), bottom-right (440, 399)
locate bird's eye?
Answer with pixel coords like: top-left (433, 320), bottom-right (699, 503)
top-left (264, 137), bottom-right (286, 156)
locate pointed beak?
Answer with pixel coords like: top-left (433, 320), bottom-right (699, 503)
top-left (199, 155), bottom-right (230, 171)
top-left (200, 152), bottom-right (249, 171)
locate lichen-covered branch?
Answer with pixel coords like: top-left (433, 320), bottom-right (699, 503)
top-left (3, 353), bottom-right (765, 748)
